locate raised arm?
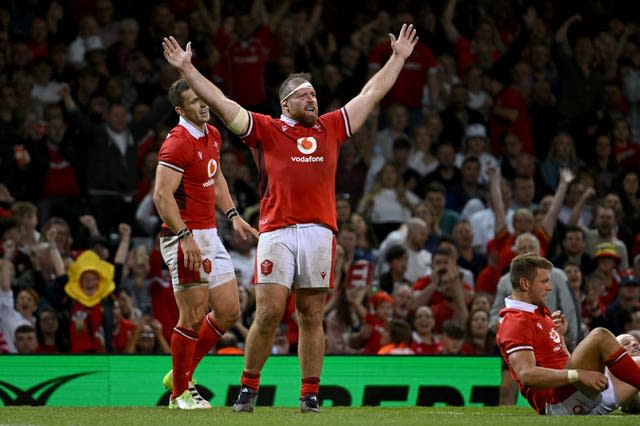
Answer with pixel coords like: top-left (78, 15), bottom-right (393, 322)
top-left (539, 168), bottom-right (573, 238)
top-left (344, 23), bottom-right (418, 133)
top-left (440, 0), bottom-right (460, 43)
top-left (488, 166), bottom-right (507, 235)
top-left (162, 37), bottom-right (249, 135)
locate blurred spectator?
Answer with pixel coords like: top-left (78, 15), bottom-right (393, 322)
top-left (378, 217), bottom-right (431, 285)
top-left (489, 165), bottom-right (568, 272)
top-left (95, 0), bottom-right (119, 49)
top-left (377, 245), bottom-right (411, 295)
top-left (111, 299), bottom-right (137, 353)
top-left (391, 283), bottom-right (412, 322)
top-left (68, 15), bottom-right (102, 69)
top-left (324, 267), bottom-right (369, 354)
top-left (410, 305), bottom-right (442, 354)
top-left (14, 287), bottom-right (39, 326)
top-left (407, 123), bottom-right (438, 179)
top-left (14, 324), bottom-right (38, 354)
top-left (228, 228), bottom-right (258, 291)
top-left (369, 103), bottom-right (409, 164)
top-left (438, 319), bottom-right (465, 355)
top-left (440, 84), bottom-right (486, 149)
top-left (475, 239), bottom-right (501, 297)
top-left (36, 306), bottom-right (68, 353)
top-left (455, 124), bottom-right (499, 186)
top-left (377, 319), bottom-right (414, 355)
top-left (578, 204), bottom-right (629, 270)
top-left (349, 212), bottom-right (378, 263)
top-left (215, 331), bottom-right (244, 355)
top-left (593, 242), bottom-right (623, 310)
top-left (335, 141), bottom-right (368, 209)
top-left (358, 163), bottom-right (419, 242)
top-left (423, 181), bottom-right (460, 236)
top-left (360, 291), bottom-right (393, 354)
top-left (124, 314), bottom-right (170, 354)
top-left (0, 258), bottom-right (30, 352)
top-left (451, 219), bottom-right (487, 281)
top-left (368, 12), bottom-right (438, 129)
top-left (461, 308), bottom-right (496, 355)
top-left (603, 270), bottom-right (640, 336)
top-left (551, 225), bottom-right (595, 275)
top-left (541, 132), bottom-right (586, 193)
top-left (553, 14), bottom-right (604, 141)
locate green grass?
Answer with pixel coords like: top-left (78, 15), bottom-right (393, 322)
top-left (0, 407), bottom-right (638, 425)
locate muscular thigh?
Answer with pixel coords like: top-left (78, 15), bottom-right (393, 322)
top-left (209, 279), bottom-right (240, 317)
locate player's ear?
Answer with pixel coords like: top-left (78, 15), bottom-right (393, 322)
top-left (518, 277), bottom-right (528, 291)
top-left (175, 107), bottom-right (184, 117)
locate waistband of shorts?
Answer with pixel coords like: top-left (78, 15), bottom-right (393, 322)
top-left (159, 226), bottom-right (214, 237)
top-left (284, 223), bottom-right (331, 230)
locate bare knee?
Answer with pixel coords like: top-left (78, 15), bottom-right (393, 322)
top-left (588, 327), bottom-right (615, 342)
top-left (254, 308), bottom-right (284, 335)
top-left (213, 307), bottom-right (241, 329)
top-left (297, 308), bottom-right (324, 330)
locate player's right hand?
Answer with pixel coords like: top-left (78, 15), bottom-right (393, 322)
top-left (576, 369), bottom-right (609, 393)
top-left (180, 236), bottom-right (201, 271)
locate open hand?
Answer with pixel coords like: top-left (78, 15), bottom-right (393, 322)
top-left (390, 24), bottom-right (418, 61)
top-left (162, 36), bottom-right (192, 70)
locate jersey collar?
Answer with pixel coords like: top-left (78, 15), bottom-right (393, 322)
top-left (504, 296), bottom-right (537, 313)
top-left (504, 296), bottom-right (549, 317)
top-left (280, 114), bottom-right (298, 126)
top-left (179, 116), bottom-right (207, 139)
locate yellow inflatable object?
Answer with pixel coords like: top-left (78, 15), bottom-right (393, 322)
top-left (64, 250), bottom-right (115, 307)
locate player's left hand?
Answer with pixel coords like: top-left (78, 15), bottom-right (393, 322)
top-left (232, 216), bottom-right (259, 240)
top-left (162, 36), bottom-right (192, 70)
top-left (551, 310), bottom-right (568, 337)
top-left (389, 23), bottom-right (418, 61)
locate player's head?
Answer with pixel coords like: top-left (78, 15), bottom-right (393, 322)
top-left (617, 333), bottom-right (640, 357)
top-left (168, 78), bottom-right (210, 127)
top-left (279, 73), bottom-right (317, 127)
top-left (509, 253), bottom-right (553, 305)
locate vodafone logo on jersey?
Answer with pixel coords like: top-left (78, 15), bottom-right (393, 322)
top-left (291, 137), bottom-right (324, 163)
top-left (208, 159), bottom-right (218, 178)
top-left (297, 137), bottom-right (317, 154)
top-left (202, 159), bottom-right (218, 188)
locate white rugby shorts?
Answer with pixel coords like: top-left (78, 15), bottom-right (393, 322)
top-left (159, 228), bottom-right (235, 291)
top-left (255, 224), bottom-right (335, 289)
top-left (545, 377), bottom-right (617, 415)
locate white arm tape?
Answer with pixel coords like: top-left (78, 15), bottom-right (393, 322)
top-left (225, 108), bottom-right (249, 135)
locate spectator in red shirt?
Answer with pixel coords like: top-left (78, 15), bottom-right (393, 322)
top-left (486, 66), bottom-right (534, 157)
top-left (367, 12), bottom-right (438, 128)
top-left (361, 291), bottom-right (393, 354)
top-left (410, 305), bottom-right (442, 354)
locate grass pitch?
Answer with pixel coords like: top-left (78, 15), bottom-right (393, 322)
top-left (0, 406), bottom-right (638, 426)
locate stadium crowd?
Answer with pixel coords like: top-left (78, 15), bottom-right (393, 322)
top-left (1, 0), bottom-right (640, 383)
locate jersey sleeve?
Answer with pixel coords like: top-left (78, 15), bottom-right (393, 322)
top-left (497, 312), bottom-right (534, 356)
top-left (240, 111), bottom-right (270, 149)
top-left (157, 132), bottom-right (188, 173)
top-left (321, 108), bottom-right (351, 143)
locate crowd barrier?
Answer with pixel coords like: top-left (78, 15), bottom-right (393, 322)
top-left (0, 355), bottom-right (528, 407)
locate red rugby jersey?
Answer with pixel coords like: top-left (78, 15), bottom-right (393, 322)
top-left (157, 119), bottom-right (222, 230)
top-left (240, 109), bottom-right (351, 233)
top-left (497, 298), bottom-right (574, 414)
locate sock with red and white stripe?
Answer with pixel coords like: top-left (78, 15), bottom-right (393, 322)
top-left (190, 313), bottom-right (225, 379)
top-left (171, 327), bottom-right (198, 399)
